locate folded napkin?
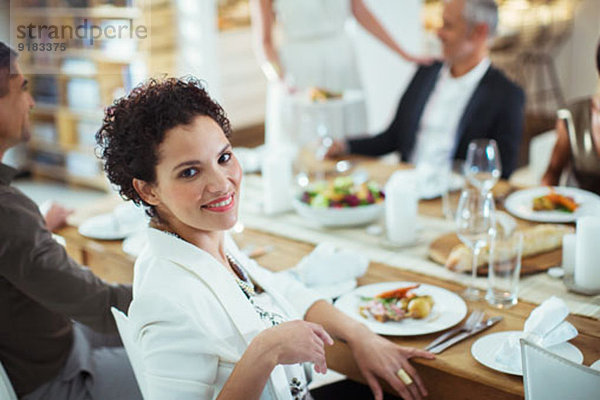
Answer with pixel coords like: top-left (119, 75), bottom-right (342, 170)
top-left (291, 243), bottom-right (369, 287)
top-left (495, 296), bottom-right (578, 373)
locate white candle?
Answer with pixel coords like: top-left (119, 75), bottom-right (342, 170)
top-left (261, 148), bottom-right (293, 215)
top-left (385, 170), bottom-right (418, 245)
top-left (561, 233), bottom-right (576, 275)
top-left (574, 216), bottom-right (600, 290)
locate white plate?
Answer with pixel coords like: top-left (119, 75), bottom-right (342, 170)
top-left (334, 281), bottom-right (467, 336)
top-left (79, 213), bottom-right (145, 240)
top-left (504, 186), bottom-right (600, 223)
top-left (292, 198), bottom-right (383, 227)
top-left (471, 331), bottom-right (583, 376)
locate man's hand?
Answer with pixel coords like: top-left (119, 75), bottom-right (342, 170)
top-left (324, 140), bottom-right (349, 159)
top-left (43, 203), bottom-right (73, 232)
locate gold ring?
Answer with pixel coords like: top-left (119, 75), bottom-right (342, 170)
top-left (396, 368), bottom-right (413, 385)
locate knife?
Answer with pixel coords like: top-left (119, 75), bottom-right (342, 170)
top-left (429, 316), bottom-right (503, 354)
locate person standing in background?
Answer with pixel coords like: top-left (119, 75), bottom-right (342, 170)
top-left (250, 0), bottom-right (433, 149)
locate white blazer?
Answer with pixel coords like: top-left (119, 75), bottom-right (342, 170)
top-left (127, 228), bottom-right (322, 400)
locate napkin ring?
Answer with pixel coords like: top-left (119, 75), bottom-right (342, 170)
top-left (396, 368), bottom-right (413, 385)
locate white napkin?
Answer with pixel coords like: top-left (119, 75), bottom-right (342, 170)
top-left (494, 296), bottom-right (578, 373)
top-left (291, 243), bottom-right (369, 287)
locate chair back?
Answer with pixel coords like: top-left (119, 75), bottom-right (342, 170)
top-left (112, 307), bottom-right (147, 399)
top-left (0, 360), bottom-right (17, 400)
top-left (529, 129), bottom-right (557, 182)
top-left (521, 339), bottom-right (600, 400)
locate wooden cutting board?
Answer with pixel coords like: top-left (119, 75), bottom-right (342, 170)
top-left (429, 233), bottom-right (562, 276)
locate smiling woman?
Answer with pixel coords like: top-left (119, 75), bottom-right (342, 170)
top-left (96, 77), bottom-right (433, 400)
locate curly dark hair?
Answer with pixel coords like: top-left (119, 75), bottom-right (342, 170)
top-left (0, 42), bottom-right (18, 97)
top-left (96, 77), bottom-right (231, 217)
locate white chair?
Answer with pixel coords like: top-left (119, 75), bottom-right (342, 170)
top-left (529, 129), bottom-right (557, 182)
top-left (0, 360), bottom-right (18, 400)
top-left (521, 339), bottom-right (600, 400)
top-left (112, 307), bottom-right (147, 399)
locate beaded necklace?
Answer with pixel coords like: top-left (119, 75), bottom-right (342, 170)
top-left (225, 253), bottom-right (256, 298)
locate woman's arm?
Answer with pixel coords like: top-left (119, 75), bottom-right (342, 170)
top-left (305, 300), bottom-right (434, 400)
top-left (351, 0), bottom-right (432, 65)
top-left (218, 320), bottom-right (333, 400)
top-left (250, 0), bottom-right (283, 81)
top-left (541, 119), bottom-right (571, 186)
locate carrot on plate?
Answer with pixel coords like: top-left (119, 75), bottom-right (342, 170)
top-left (375, 284), bottom-right (420, 299)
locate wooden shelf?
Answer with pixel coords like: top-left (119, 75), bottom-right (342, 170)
top-left (29, 139), bottom-right (95, 155)
top-left (12, 6), bottom-right (141, 19)
top-left (18, 1), bottom-right (144, 194)
top-left (32, 103), bottom-right (60, 116)
top-left (31, 163), bottom-right (108, 191)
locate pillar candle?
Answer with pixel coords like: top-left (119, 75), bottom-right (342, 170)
top-left (574, 216), bottom-right (600, 290)
top-left (262, 148), bottom-right (293, 215)
top-left (385, 170), bottom-right (418, 245)
top-left (561, 233), bottom-right (576, 275)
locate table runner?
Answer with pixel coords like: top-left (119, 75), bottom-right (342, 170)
top-left (240, 175), bottom-right (600, 318)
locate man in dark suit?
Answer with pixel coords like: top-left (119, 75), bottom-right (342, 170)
top-left (326, 0), bottom-right (525, 179)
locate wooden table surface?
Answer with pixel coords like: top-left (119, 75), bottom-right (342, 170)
top-left (57, 223), bottom-right (600, 400)
top-left (57, 157), bottom-right (599, 399)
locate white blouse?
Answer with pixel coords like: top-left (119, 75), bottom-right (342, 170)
top-left (128, 228), bottom-right (323, 400)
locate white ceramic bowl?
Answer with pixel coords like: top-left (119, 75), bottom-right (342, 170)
top-left (292, 198), bottom-right (383, 227)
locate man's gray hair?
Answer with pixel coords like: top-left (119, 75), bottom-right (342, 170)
top-left (462, 0), bottom-right (499, 39)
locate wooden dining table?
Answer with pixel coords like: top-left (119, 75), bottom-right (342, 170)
top-left (57, 157), bottom-right (600, 400)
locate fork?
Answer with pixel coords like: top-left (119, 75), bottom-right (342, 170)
top-left (425, 309), bottom-right (485, 351)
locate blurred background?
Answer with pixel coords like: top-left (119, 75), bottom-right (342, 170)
top-left (1, 0), bottom-right (599, 195)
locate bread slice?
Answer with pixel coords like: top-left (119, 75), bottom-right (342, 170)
top-left (445, 224), bottom-right (574, 272)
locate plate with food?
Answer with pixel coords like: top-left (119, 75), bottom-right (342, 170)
top-left (334, 282), bottom-right (467, 336)
top-left (504, 186), bottom-right (600, 223)
top-left (308, 87), bottom-right (343, 102)
top-left (293, 176), bottom-right (385, 227)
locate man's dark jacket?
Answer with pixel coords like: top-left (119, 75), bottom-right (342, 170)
top-left (348, 62), bottom-right (525, 178)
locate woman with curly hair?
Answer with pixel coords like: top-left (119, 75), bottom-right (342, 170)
top-left (96, 77), bottom-right (433, 400)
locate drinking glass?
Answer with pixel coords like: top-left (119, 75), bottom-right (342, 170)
top-left (455, 188), bottom-right (496, 300)
top-left (486, 232), bottom-right (523, 308)
top-left (464, 139), bottom-right (502, 194)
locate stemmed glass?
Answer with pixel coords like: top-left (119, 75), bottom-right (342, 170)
top-left (464, 139), bottom-right (502, 194)
top-left (455, 188), bottom-right (496, 301)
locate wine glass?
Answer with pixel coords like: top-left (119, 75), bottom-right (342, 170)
top-left (455, 188), bottom-right (496, 301)
top-left (464, 139), bottom-right (502, 194)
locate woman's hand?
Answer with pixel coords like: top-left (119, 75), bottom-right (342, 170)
top-left (347, 327), bottom-right (434, 400)
top-left (256, 320), bottom-right (334, 374)
top-left (400, 51), bottom-right (437, 66)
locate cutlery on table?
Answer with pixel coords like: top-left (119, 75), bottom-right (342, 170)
top-left (429, 316), bottom-right (504, 354)
top-left (425, 309), bottom-right (485, 351)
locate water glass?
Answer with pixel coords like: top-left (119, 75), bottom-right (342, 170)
top-left (464, 139), bottom-right (502, 194)
top-left (486, 232), bottom-right (523, 308)
top-left (455, 188), bottom-right (496, 301)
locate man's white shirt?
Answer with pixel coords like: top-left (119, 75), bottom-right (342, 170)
top-left (410, 58), bottom-right (491, 166)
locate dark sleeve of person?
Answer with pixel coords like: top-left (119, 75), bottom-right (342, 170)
top-left (346, 107), bottom-right (403, 156)
top-left (0, 193), bottom-right (132, 334)
top-left (492, 83), bottom-right (525, 179)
